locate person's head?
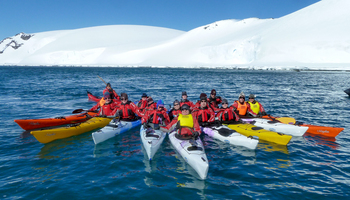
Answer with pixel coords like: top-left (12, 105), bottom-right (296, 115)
top-left (238, 92), bottom-right (245, 103)
top-left (210, 89), bottom-right (216, 98)
top-left (157, 99), bottom-right (164, 110)
top-left (104, 92), bottom-right (111, 102)
top-left (199, 93), bottom-right (207, 108)
top-left (147, 97), bottom-right (153, 104)
top-left (173, 100), bottom-right (180, 110)
top-left (120, 93), bottom-right (128, 103)
top-left (182, 91), bottom-right (188, 100)
top-left (141, 93), bottom-right (148, 100)
top-left (181, 104), bottom-right (191, 115)
top-left (248, 94), bottom-right (255, 102)
top-left (222, 98), bottom-right (228, 108)
top-left (106, 83), bottom-right (112, 90)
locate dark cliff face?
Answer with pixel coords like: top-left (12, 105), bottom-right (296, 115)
top-left (0, 33), bottom-right (34, 54)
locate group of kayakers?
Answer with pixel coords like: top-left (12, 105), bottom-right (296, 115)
top-left (89, 83), bottom-right (268, 139)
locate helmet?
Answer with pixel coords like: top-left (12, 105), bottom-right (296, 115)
top-left (249, 94), bottom-right (255, 99)
top-left (199, 93), bottom-right (207, 100)
top-left (104, 92), bottom-right (111, 98)
top-left (120, 93), bottom-right (128, 100)
top-left (181, 104), bottom-right (191, 111)
top-left (157, 99), bottom-right (164, 107)
top-left (222, 99), bottom-right (228, 104)
top-left (239, 92), bottom-right (245, 98)
top-left (173, 100), bottom-right (180, 106)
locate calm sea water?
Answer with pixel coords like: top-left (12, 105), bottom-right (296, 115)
top-left (0, 66), bottom-right (349, 199)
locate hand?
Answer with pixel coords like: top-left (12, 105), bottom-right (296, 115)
top-left (261, 111), bottom-right (267, 116)
top-left (142, 123), bottom-right (148, 129)
top-left (193, 131), bottom-right (199, 138)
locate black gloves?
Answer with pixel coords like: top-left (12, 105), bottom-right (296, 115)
top-left (193, 131), bottom-right (200, 138)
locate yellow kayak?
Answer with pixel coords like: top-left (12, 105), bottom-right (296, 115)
top-left (31, 117), bottom-right (111, 144)
top-left (225, 123), bottom-right (292, 145)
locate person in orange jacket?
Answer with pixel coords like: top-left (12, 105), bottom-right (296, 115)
top-left (231, 92), bottom-right (255, 117)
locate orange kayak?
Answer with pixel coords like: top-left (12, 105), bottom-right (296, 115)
top-left (299, 124), bottom-right (344, 137)
top-left (261, 115), bottom-right (344, 138)
top-left (14, 112), bottom-right (99, 131)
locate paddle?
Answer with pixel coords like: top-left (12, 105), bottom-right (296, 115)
top-left (72, 109), bottom-right (98, 114)
top-left (266, 115), bottom-right (296, 125)
top-left (98, 75), bottom-right (107, 86)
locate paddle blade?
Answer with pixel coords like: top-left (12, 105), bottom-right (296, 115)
top-left (275, 117), bottom-right (296, 125)
top-left (72, 109), bottom-right (84, 114)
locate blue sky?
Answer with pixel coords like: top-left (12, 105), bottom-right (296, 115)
top-left (0, 0), bottom-right (320, 40)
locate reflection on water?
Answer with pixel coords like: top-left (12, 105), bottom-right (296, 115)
top-left (257, 142), bottom-right (289, 155)
top-left (303, 133), bottom-right (339, 150)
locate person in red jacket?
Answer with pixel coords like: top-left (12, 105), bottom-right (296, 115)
top-left (142, 99), bottom-right (170, 127)
top-left (180, 91), bottom-right (195, 110)
top-left (137, 93), bottom-right (148, 112)
top-left (216, 99), bottom-right (240, 123)
top-left (168, 100), bottom-right (181, 121)
top-left (208, 89), bottom-right (222, 110)
top-left (103, 83), bottom-right (120, 100)
top-left (193, 94), bottom-right (215, 127)
top-left (143, 97), bottom-right (157, 113)
top-left (89, 92), bottom-right (119, 116)
top-left (114, 93), bottom-right (143, 121)
top-left (231, 92), bottom-right (255, 117)
top-left (161, 104), bottom-right (201, 139)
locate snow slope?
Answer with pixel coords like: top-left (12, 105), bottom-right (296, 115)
top-left (1, 0), bottom-right (350, 70)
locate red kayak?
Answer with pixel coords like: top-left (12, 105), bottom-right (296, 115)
top-left (261, 115), bottom-right (344, 137)
top-left (14, 112), bottom-right (99, 131)
top-left (87, 91), bottom-right (101, 103)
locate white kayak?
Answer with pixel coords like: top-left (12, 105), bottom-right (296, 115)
top-left (202, 125), bottom-right (259, 150)
top-left (168, 131), bottom-right (209, 180)
top-left (140, 124), bottom-right (167, 161)
top-left (241, 118), bottom-right (308, 137)
top-left (92, 119), bottom-right (141, 144)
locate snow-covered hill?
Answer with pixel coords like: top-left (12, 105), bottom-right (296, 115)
top-left (1, 0), bottom-right (350, 70)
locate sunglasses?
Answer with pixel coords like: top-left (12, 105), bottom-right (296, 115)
top-left (222, 103), bottom-right (228, 105)
top-left (249, 98), bottom-right (255, 99)
top-left (174, 104), bottom-right (180, 106)
top-left (239, 97), bottom-right (245, 99)
top-left (201, 100), bottom-right (206, 102)
top-left (121, 98), bottom-right (127, 100)
top-left (181, 109), bottom-right (190, 111)
top-left (105, 98), bottom-right (111, 100)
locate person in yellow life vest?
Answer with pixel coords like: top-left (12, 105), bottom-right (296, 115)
top-left (247, 94), bottom-right (267, 117)
top-left (160, 104), bottom-right (201, 139)
top-left (231, 92), bottom-right (255, 117)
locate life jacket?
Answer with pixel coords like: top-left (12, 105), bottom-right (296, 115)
top-left (177, 114), bottom-right (195, 136)
top-left (180, 99), bottom-right (192, 108)
top-left (235, 101), bottom-right (247, 116)
top-left (99, 103), bottom-right (115, 116)
top-left (99, 98), bottom-right (106, 107)
top-left (219, 108), bottom-right (235, 121)
top-left (137, 99), bottom-right (148, 109)
top-left (178, 114), bottom-right (194, 128)
top-left (248, 101), bottom-right (260, 114)
top-left (196, 107), bottom-right (211, 123)
top-left (119, 101), bottom-right (135, 119)
top-left (149, 110), bottom-right (166, 124)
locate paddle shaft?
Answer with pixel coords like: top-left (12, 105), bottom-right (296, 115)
top-left (98, 75), bottom-right (107, 86)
